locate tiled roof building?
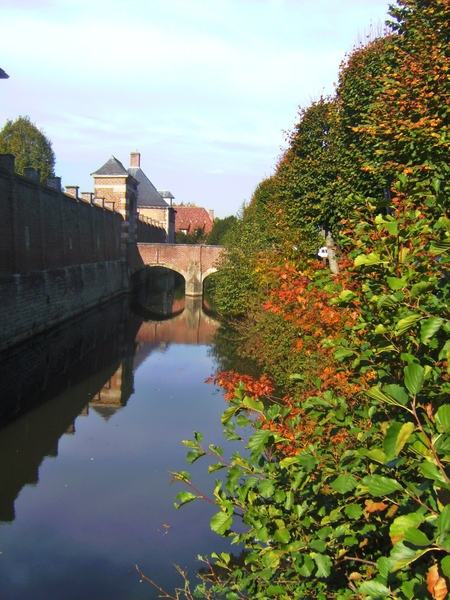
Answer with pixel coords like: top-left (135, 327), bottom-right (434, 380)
top-left (127, 152), bottom-right (175, 242)
top-left (174, 206), bottom-right (214, 236)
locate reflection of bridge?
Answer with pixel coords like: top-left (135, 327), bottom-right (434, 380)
top-left (135, 296), bottom-right (218, 346)
top-left (129, 244), bottom-right (224, 297)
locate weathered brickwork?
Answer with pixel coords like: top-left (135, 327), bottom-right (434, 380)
top-left (131, 243), bottom-right (224, 296)
top-left (0, 262), bottom-right (126, 351)
top-left (0, 154), bottom-right (164, 349)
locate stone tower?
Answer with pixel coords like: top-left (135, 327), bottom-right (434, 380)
top-left (91, 156), bottom-right (139, 245)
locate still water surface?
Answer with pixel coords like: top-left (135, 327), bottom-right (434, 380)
top-left (0, 279), bottom-right (237, 599)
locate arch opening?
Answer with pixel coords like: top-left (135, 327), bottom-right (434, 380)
top-left (130, 266), bottom-right (186, 320)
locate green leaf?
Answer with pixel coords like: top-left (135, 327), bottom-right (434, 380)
top-left (441, 555), bottom-right (450, 579)
top-left (273, 527), bottom-right (290, 544)
top-left (314, 554), bottom-right (332, 578)
top-left (194, 431), bottom-right (203, 443)
top-left (182, 440), bottom-right (198, 448)
top-left (420, 460), bottom-right (448, 484)
top-left (377, 294), bottom-right (399, 309)
top-left (310, 539), bottom-right (326, 552)
top-left (262, 550), bottom-right (281, 570)
top-left (208, 463), bottom-right (227, 474)
top-left (390, 541), bottom-right (430, 571)
top-left (171, 470), bottom-right (191, 482)
top-left (421, 317), bottom-right (443, 344)
top-left (383, 421), bottom-right (415, 460)
top-left (247, 430), bottom-right (271, 453)
top-left (374, 324), bottom-right (388, 334)
top-left (430, 239), bottom-right (450, 255)
top-left (403, 528), bottom-right (432, 547)
top-left (438, 505), bottom-right (450, 535)
top-left (334, 348), bottom-right (355, 361)
top-left (383, 384), bottom-right (409, 405)
top-left (221, 406), bottom-right (239, 425)
top-left (330, 474), bottom-right (358, 493)
top-left (208, 444), bottom-right (223, 456)
top-left (358, 581), bottom-right (391, 599)
top-left (436, 405), bottom-right (450, 433)
top-left (386, 276), bottom-right (408, 290)
top-left (390, 514), bottom-right (425, 545)
top-left (242, 396), bottom-right (265, 413)
top-left (404, 364), bottom-right (424, 396)
top-left (385, 221), bottom-right (399, 236)
top-left (298, 554), bottom-right (315, 577)
top-left (367, 475), bottom-right (403, 496)
top-left (354, 252), bottom-right (387, 266)
top-left (210, 512), bottom-right (233, 535)
top-left (298, 453), bottom-right (317, 472)
top-left (279, 456), bottom-right (300, 468)
top-left (265, 586), bottom-right (286, 596)
top-left (339, 289), bottom-right (357, 301)
top-left (411, 281), bottom-right (435, 298)
top-left (344, 504), bottom-right (363, 519)
top-left (366, 386), bottom-right (403, 407)
top-left (186, 449), bottom-right (206, 464)
top-left (174, 491), bottom-right (198, 507)
top-left (362, 448), bottom-right (388, 464)
top-left (396, 314), bottom-right (422, 336)
top-left (258, 479), bottom-right (275, 498)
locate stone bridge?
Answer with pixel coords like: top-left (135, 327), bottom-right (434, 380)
top-left (128, 243), bottom-right (224, 296)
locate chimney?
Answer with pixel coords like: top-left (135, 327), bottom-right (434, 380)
top-left (66, 186), bottom-right (79, 199)
top-left (24, 167), bottom-right (41, 182)
top-left (130, 152), bottom-right (140, 168)
top-left (0, 154), bottom-right (15, 173)
top-left (81, 192), bottom-right (94, 203)
top-left (47, 177), bottom-right (62, 191)
top-left (209, 209), bottom-right (214, 221)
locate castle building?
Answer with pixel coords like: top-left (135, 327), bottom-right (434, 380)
top-left (91, 152), bottom-right (175, 243)
top-left (127, 152), bottom-right (175, 243)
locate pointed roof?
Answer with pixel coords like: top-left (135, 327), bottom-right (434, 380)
top-left (158, 190), bottom-right (175, 200)
top-left (128, 166), bottom-right (169, 208)
top-left (91, 156), bottom-right (130, 177)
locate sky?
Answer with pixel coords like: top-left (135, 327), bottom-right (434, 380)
top-left (0, 0), bottom-right (391, 218)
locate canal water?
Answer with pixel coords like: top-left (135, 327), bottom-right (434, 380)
top-left (0, 271), bottom-right (239, 599)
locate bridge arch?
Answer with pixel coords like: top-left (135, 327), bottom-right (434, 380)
top-left (135, 261), bottom-right (188, 283)
top-left (129, 244), bottom-right (224, 297)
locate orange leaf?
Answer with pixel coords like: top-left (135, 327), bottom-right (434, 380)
top-left (365, 499), bottom-right (388, 513)
top-left (427, 565), bottom-right (449, 600)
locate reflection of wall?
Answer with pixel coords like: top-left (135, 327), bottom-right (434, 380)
top-left (0, 298), bottom-right (141, 425)
top-left (0, 299), bottom-right (144, 522)
top-left (0, 286), bottom-right (219, 523)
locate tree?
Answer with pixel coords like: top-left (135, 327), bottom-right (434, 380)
top-left (0, 115), bottom-right (55, 182)
top-left (175, 226), bottom-right (206, 244)
top-left (206, 215), bottom-right (237, 245)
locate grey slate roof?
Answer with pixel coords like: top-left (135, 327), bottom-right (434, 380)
top-left (158, 190), bottom-right (175, 200)
top-left (91, 156), bottom-right (130, 177)
top-left (128, 166), bottom-right (169, 207)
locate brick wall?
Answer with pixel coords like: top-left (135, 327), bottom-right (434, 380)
top-left (0, 155), bottom-right (170, 349)
top-left (0, 158), bottom-right (124, 276)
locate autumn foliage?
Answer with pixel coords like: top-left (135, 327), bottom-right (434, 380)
top-left (171, 2), bottom-right (450, 599)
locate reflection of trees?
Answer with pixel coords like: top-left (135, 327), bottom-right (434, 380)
top-left (208, 319), bottom-right (262, 378)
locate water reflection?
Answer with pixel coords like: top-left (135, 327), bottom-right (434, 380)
top-left (0, 278), bottom-right (219, 525)
top-left (0, 276), bottom-right (230, 600)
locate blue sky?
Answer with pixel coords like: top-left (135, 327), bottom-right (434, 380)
top-left (0, 0), bottom-right (391, 218)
